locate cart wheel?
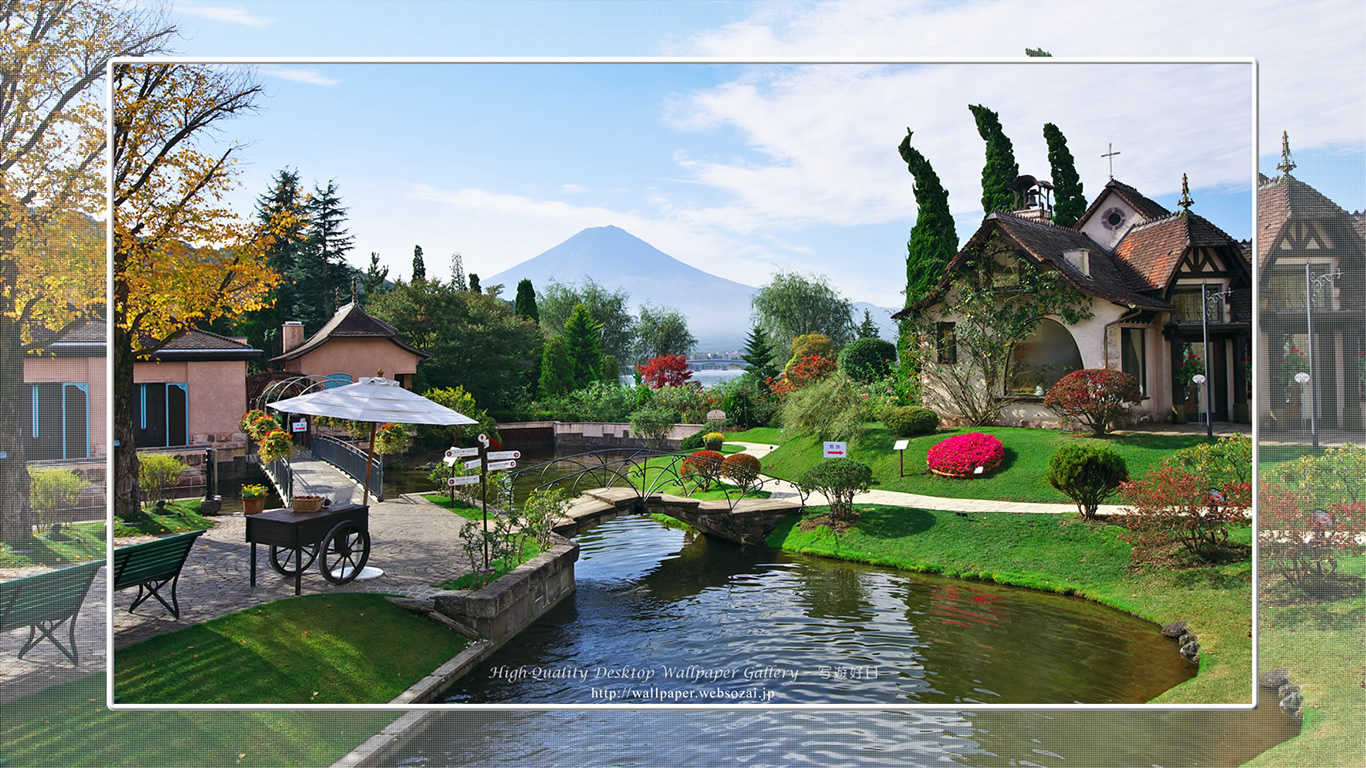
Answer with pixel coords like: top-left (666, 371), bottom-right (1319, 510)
top-left (269, 544), bottom-right (319, 576)
top-left (320, 522), bottom-right (370, 584)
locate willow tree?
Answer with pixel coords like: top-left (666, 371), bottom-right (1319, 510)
top-left (1044, 123), bottom-right (1087, 228)
top-left (0, 1), bottom-right (172, 540)
top-left (969, 104), bottom-right (1019, 215)
top-left (112, 63), bottom-right (282, 520)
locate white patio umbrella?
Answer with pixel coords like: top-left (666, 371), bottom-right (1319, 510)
top-left (267, 376), bottom-right (477, 506)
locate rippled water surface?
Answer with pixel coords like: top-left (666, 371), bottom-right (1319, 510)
top-left (442, 515), bottom-right (1196, 705)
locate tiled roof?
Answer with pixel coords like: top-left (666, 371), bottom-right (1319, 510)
top-left (1112, 211), bottom-right (1248, 293)
top-left (1074, 178), bottom-right (1171, 230)
top-left (24, 318), bottom-right (105, 355)
top-left (893, 212), bottom-right (1170, 318)
top-left (1257, 174), bottom-right (1354, 268)
top-left (272, 302), bottom-right (429, 362)
top-left (158, 328), bottom-right (257, 352)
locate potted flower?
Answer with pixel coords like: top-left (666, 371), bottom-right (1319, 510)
top-left (373, 423), bottom-right (410, 455)
top-left (241, 483), bottom-right (269, 515)
top-left (248, 413), bottom-right (282, 441)
top-left (1277, 348), bottom-right (1309, 387)
top-left (702, 431), bottom-right (725, 452)
top-left (257, 428), bottom-right (294, 464)
top-left (1175, 352), bottom-right (1204, 423)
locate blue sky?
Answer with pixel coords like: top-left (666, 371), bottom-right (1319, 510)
top-left (160, 0), bottom-right (1365, 314)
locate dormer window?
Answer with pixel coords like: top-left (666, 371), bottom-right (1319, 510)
top-left (1063, 249), bottom-right (1091, 278)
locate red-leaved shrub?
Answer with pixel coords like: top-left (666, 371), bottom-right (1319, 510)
top-left (1043, 368), bottom-right (1142, 436)
top-left (766, 354), bottom-right (835, 398)
top-left (682, 449), bottom-right (725, 490)
top-left (637, 354), bottom-right (693, 389)
top-left (926, 433), bottom-right (1005, 478)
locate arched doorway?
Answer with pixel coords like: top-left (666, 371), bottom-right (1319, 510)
top-left (1009, 318), bottom-right (1083, 395)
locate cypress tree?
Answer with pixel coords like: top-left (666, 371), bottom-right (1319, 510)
top-left (898, 130), bottom-right (958, 306)
top-left (449, 252), bottom-right (466, 291)
top-left (563, 303), bottom-right (605, 389)
top-left (411, 245), bottom-right (426, 282)
top-left (969, 104), bottom-right (1019, 215)
top-left (538, 336), bottom-right (575, 398)
top-left (1044, 122), bottom-right (1087, 228)
top-left (468, 273), bottom-right (481, 294)
top-left (514, 279), bottom-right (539, 322)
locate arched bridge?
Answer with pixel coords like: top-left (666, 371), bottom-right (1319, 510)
top-left (553, 487), bottom-right (800, 545)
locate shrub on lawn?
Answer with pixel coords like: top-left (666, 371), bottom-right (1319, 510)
top-left (29, 467), bottom-right (85, 528)
top-left (837, 337), bottom-right (897, 383)
top-left (780, 374), bottom-right (866, 442)
top-left (926, 432), bottom-right (1005, 478)
top-left (720, 452), bottom-right (762, 485)
top-left (630, 406), bottom-right (677, 450)
top-left (1043, 368), bottom-right (1142, 436)
top-left (682, 450), bottom-right (725, 491)
top-left (138, 452), bottom-right (185, 506)
top-left (883, 405), bottom-right (940, 436)
top-left (797, 458), bottom-right (872, 525)
top-left (1045, 444), bottom-right (1128, 519)
top-left (1260, 444), bottom-right (1366, 597)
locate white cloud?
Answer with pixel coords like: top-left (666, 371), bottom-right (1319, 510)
top-left (177, 4), bottom-right (271, 28)
top-left (260, 67), bottom-right (341, 87)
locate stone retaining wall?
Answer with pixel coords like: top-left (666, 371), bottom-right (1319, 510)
top-left (432, 537), bottom-right (578, 644)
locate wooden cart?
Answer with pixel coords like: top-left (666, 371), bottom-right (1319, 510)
top-left (245, 504), bottom-right (370, 595)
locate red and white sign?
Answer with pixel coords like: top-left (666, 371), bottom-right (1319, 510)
top-left (487, 450), bottom-right (520, 461)
top-left (464, 458), bottom-right (483, 470)
top-left (486, 459), bottom-right (517, 471)
top-left (447, 475), bottom-right (481, 486)
top-left (823, 441), bottom-right (847, 458)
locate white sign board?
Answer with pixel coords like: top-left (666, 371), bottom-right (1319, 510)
top-left (893, 440), bottom-right (910, 451)
top-left (823, 441), bottom-right (847, 458)
top-left (446, 475), bottom-right (481, 487)
top-left (486, 460), bottom-right (517, 471)
top-left (446, 447), bottom-right (480, 458)
top-left (487, 450), bottom-right (521, 461)
top-left (464, 458), bottom-right (483, 470)
top-left (292, 419), bottom-right (307, 433)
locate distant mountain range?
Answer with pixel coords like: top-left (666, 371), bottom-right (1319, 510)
top-left (486, 225), bottom-right (897, 354)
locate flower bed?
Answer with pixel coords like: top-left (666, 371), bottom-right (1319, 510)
top-left (926, 432), bottom-right (1005, 478)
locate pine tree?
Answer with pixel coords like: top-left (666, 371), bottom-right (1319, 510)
top-left (514, 278), bottom-right (539, 322)
top-left (292, 179), bottom-right (356, 330)
top-left (412, 244), bottom-right (426, 282)
top-left (538, 336), bottom-right (575, 397)
top-left (969, 104), bottom-right (1019, 215)
top-left (361, 252), bottom-right (389, 301)
top-left (449, 251), bottom-right (466, 290)
top-left (235, 168), bottom-right (307, 357)
top-left (857, 309), bottom-right (880, 339)
top-left (1044, 122), bottom-right (1087, 228)
top-left (898, 130), bottom-right (958, 306)
top-left (468, 273), bottom-right (481, 294)
top-left (563, 303), bottom-right (605, 389)
top-left (740, 324), bottom-right (777, 381)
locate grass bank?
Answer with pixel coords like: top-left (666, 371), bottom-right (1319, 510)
top-left (0, 499), bottom-right (214, 569)
top-left (2, 674), bottom-right (399, 767)
top-left (761, 425), bottom-right (1209, 503)
top-left (114, 593), bottom-right (468, 704)
top-left (768, 504), bottom-right (1253, 705)
top-left (422, 491), bottom-right (484, 521)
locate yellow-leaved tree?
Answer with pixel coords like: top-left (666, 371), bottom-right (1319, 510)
top-left (112, 63), bottom-right (284, 520)
top-left (0, 0), bottom-right (172, 541)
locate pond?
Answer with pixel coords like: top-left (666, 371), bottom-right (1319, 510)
top-left (395, 514), bottom-right (1296, 765)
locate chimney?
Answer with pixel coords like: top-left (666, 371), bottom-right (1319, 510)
top-left (1063, 249), bottom-right (1091, 277)
top-left (282, 321), bottom-right (305, 354)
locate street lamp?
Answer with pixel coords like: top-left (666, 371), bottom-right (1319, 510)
top-left (1304, 265), bottom-right (1340, 448)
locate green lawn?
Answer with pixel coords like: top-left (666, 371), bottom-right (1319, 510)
top-left (0, 519), bottom-right (105, 568)
top-left (1, 674), bottom-right (399, 767)
top-left (114, 593), bottom-right (468, 704)
top-left (762, 425), bottom-right (1211, 503)
top-left (421, 491), bottom-right (484, 521)
top-left (726, 426), bottom-right (784, 444)
top-left (770, 505), bottom-right (1254, 705)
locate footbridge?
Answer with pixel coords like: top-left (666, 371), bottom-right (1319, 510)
top-left (553, 487), bottom-right (800, 545)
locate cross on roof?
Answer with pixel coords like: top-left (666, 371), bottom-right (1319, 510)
top-left (1102, 142), bottom-right (1121, 179)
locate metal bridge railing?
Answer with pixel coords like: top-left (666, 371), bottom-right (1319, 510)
top-left (313, 435), bottom-right (383, 501)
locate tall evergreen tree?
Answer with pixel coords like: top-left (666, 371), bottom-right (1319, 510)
top-left (969, 104), bottom-right (1019, 215)
top-left (411, 244), bottom-right (426, 282)
top-left (514, 278), bottom-right (539, 322)
top-left (468, 273), bottom-right (481, 294)
top-left (293, 179), bottom-right (356, 330)
top-left (898, 131), bottom-right (958, 306)
top-left (1043, 122), bottom-right (1087, 228)
top-left (449, 251), bottom-right (466, 290)
top-left (739, 324), bottom-right (778, 382)
top-left (563, 303), bottom-right (605, 389)
top-left (857, 309), bottom-right (881, 339)
top-left (538, 336), bottom-right (575, 398)
top-left (234, 168), bottom-right (307, 358)
top-left (361, 251), bottom-right (389, 301)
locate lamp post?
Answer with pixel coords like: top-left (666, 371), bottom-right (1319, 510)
top-left (1304, 265), bottom-right (1341, 448)
top-left (1199, 283), bottom-right (1233, 438)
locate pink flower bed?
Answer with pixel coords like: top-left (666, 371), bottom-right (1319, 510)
top-left (926, 432), bottom-right (1005, 478)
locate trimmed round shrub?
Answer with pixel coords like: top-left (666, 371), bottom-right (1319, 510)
top-left (682, 449), bottom-right (725, 489)
top-left (720, 452), bottom-right (762, 485)
top-left (883, 405), bottom-right (940, 437)
top-left (797, 458), bottom-right (873, 524)
top-left (837, 337), bottom-right (897, 383)
top-left (1045, 444), bottom-right (1128, 519)
top-left (926, 432), bottom-right (1004, 478)
top-left (1043, 368), bottom-right (1142, 436)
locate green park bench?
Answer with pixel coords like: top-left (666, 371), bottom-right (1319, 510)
top-left (112, 530), bottom-right (204, 620)
top-left (1, 560), bottom-right (104, 665)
